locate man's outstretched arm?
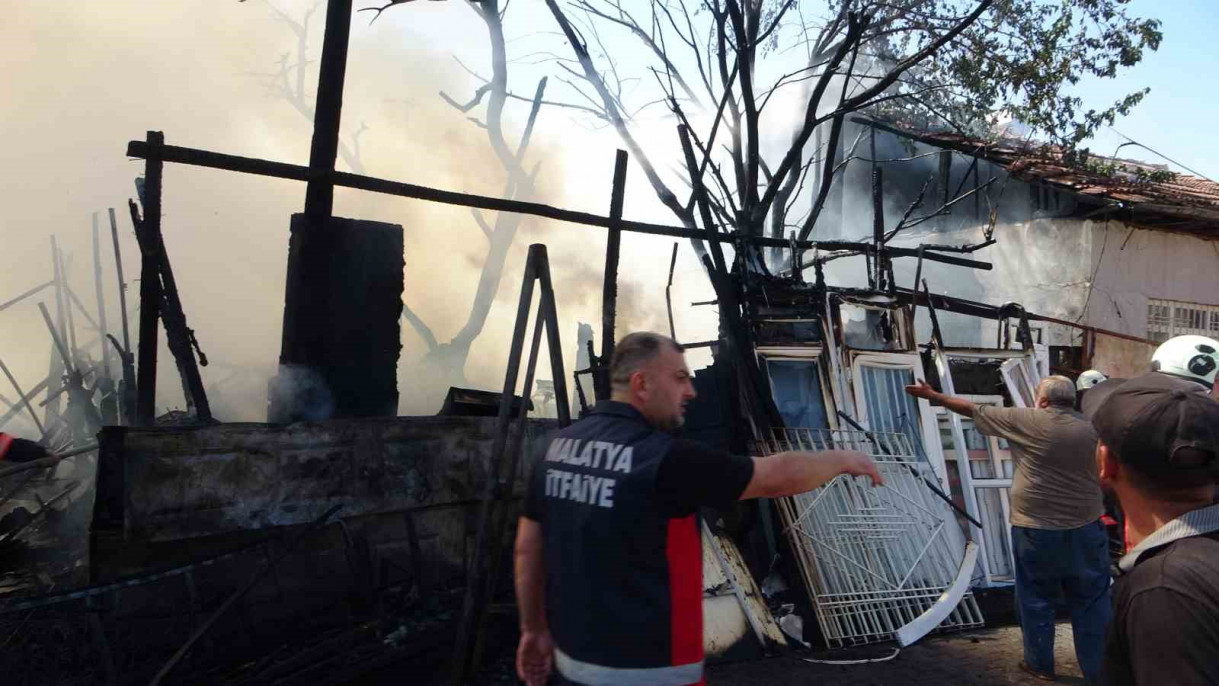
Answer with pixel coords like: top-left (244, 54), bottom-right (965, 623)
top-left (514, 517), bottom-right (553, 686)
top-left (905, 379), bottom-right (976, 418)
top-left (741, 449), bottom-right (884, 499)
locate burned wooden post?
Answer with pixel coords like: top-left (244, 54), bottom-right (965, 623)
top-left (273, 0), bottom-right (403, 422)
top-left (871, 167), bottom-right (885, 290)
top-left (596, 150), bottom-right (628, 399)
top-left (130, 192), bottom-right (213, 424)
top-left (272, 214), bottom-right (403, 422)
top-left (303, 0), bottom-right (352, 223)
top-left (134, 132), bottom-right (164, 427)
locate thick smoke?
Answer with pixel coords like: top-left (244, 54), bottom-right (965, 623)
top-left (0, 2), bottom-right (712, 425)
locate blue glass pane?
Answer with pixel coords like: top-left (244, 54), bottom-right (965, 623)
top-left (766, 360), bottom-right (830, 429)
top-left (859, 365), bottom-right (922, 446)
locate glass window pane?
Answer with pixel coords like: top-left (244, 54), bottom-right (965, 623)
top-left (858, 364), bottom-right (921, 446)
top-left (766, 359), bottom-right (830, 429)
top-left (840, 304), bottom-right (902, 351)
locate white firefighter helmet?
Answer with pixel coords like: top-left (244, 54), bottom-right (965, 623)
top-left (1076, 369), bottom-right (1108, 392)
top-left (1150, 335), bottom-right (1219, 388)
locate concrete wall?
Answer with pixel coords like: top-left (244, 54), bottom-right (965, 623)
top-left (1084, 221), bottom-right (1219, 336)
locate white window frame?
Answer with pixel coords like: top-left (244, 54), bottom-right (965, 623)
top-left (1000, 358), bottom-right (1037, 408)
top-left (931, 343), bottom-right (1019, 584)
top-left (849, 352), bottom-right (947, 489)
top-left (933, 396), bottom-right (1014, 586)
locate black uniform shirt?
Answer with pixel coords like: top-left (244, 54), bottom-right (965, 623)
top-left (521, 401), bottom-right (754, 683)
top-left (1103, 504), bottom-right (1219, 686)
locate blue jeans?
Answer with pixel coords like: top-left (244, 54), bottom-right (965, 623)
top-left (1012, 521), bottom-right (1113, 682)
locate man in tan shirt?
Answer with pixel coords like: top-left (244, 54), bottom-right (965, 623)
top-left (907, 375), bottom-right (1110, 682)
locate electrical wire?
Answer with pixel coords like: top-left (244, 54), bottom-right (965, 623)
top-left (1109, 127), bottom-right (1216, 183)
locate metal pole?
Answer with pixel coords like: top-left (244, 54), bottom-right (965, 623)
top-left (51, 236), bottom-right (68, 352)
top-left (58, 245), bottom-right (80, 365)
top-left (303, 0), bottom-right (353, 223)
top-left (108, 208), bottom-right (132, 356)
top-left (0, 281), bottom-right (54, 314)
top-left (38, 303), bottom-right (75, 375)
top-left (92, 212), bottom-right (112, 381)
top-left (598, 150), bottom-right (628, 399)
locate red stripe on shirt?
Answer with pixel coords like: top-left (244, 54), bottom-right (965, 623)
top-left (0, 433), bottom-right (12, 461)
top-left (666, 515), bottom-right (703, 668)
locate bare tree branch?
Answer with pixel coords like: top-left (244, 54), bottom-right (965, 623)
top-left (575, 0), bottom-right (705, 108)
top-left (401, 301), bottom-right (439, 351)
top-left (546, 0), bottom-right (687, 219)
top-left (754, 10), bottom-right (866, 225)
top-left (440, 84), bottom-right (492, 113)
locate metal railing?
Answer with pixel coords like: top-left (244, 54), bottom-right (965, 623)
top-left (759, 427), bottom-right (984, 648)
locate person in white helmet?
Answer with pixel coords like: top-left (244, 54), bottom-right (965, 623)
top-left (1083, 335), bottom-right (1219, 418)
top-left (1150, 334), bottom-right (1218, 393)
top-left (1076, 370), bottom-right (1109, 412)
top-left (1077, 370), bottom-right (1109, 392)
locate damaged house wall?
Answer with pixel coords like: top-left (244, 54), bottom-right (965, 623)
top-left (823, 121), bottom-right (1219, 369)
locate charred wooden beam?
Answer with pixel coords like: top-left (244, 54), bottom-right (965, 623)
top-left (871, 167), bottom-right (884, 290)
top-left (900, 287), bottom-right (1160, 346)
top-left (125, 139), bottom-right (995, 271)
top-left (130, 157), bottom-right (213, 424)
top-left (303, 0), bottom-right (353, 223)
top-left (133, 133), bottom-right (163, 426)
top-left (599, 149), bottom-right (629, 396)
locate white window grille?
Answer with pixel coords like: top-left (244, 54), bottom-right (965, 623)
top-left (1147, 299), bottom-right (1219, 343)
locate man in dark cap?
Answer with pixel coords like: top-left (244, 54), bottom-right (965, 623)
top-left (1090, 373), bottom-right (1219, 685)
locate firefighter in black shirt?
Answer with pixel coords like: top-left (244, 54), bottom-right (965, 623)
top-left (514, 332), bottom-right (882, 686)
top-left (1088, 368), bottom-right (1219, 686)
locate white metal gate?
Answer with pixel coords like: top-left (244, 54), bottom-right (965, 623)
top-left (762, 428), bottom-right (983, 648)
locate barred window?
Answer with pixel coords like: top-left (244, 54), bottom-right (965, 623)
top-left (1148, 299), bottom-right (1219, 342)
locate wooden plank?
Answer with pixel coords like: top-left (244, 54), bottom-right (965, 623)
top-left (599, 149), bottom-right (629, 397)
top-left (123, 140), bottom-right (993, 271)
top-left (303, 0), bottom-right (353, 222)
